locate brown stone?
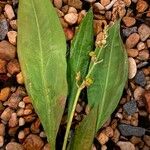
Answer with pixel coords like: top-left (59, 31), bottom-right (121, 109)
top-left (144, 91), bottom-right (150, 113)
top-left (0, 123), bottom-right (5, 136)
top-left (0, 87), bottom-right (10, 102)
top-left (122, 16), bottom-right (136, 27)
top-left (147, 39), bottom-right (150, 48)
top-left (136, 0), bottom-right (148, 13)
top-left (68, 0), bottom-right (82, 9)
top-left (64, 28), bottom-right (74, 40)
top-left (6, 142), bottom-right (24, 150)
top-left (23, 134), bottom-right (44, 150)
top-left (126, 33), bottom-right (140, 48)
top-left (127, 49), bottom-right (138, 57)
top-left (138, 50), bottom-right (149, 61)
top-left (4, 4), bottom-right (15, 20)
top-left (7, 31), bottom-right (17, 45)
top-left (1, 107), bottom-right (13, 122)
top-left (54, 0), bottom-right (62, 9)
top-left (0, 41), bottom-right (16, 60)
top-left (10, 20), bottom-right (17, 30)
top-left (123, 0), bottom-right (131, 7)
top-left (0, 59), bottom-right (6, 73)
top-left (138, 24), bottom-right (150, 41)
top-left (8, 113), bottom-right (18, 127)
top-left (94, 20), bottom-right (107, 35)
top-left (7, 59), bottom-right (20, 75)
top-left (64, 13), bottom-right (78, 25)
top-left (97, 132), bottom-right (109, 145)
top-left (100, 0), bottom-right (110, 6)
top-left (42, 144), bottom-right (50, 150)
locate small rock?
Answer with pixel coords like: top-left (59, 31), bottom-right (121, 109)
top-left (8, 126), bottom-right (19, 136)
top-left (111, 129), bottom-right (120, 143)
top-left (93, 2), bottom-right (105, 12)
top-left (104, 126), bottom-right (114, 137)
top-left (64, 13), bottom-right (78, 25)
top-left (100, 0), bottom-right (110, 6)
top-left (137, 42), bottom-right (145, 50)
top-left (138, 50), bottom-right (149, 60)
top-left (134, 86), bottom-right (144, 100)
top-left (7, 59), bottom-right (20, 75)
top-left (128, 57), bottom-right (137, 79)
top-left (18, 101), bottom-right (25, 108)
top-left (136, 0), bottom-right (148, 13)
top-left (23, 134), bottom-right (44, 150)
top-left (18, 130), bottom-right (25, 140)
top-left (97, 132), bottom-right (109, 145)
top-left (105, 11), bottom-right (112, 20)
top-left (68, 7), bottom-right (77, 14)
top-left (118, 124), bottom-right (145, 137)
top-left (54, 0), bottom-right (62, 9)
top-left (42, 143), bottom-right (50, 150)
top-left (127, 49), bottom-right (138, 57)
top-left (24, 109), bottom-right (32, 115)
top-left (7, 31), bottom-right (17, 45)
top-left (0, 87), bottom-right (10, 102)
top-left (143, 135), bottom-right (150, 147)
top-left (39, 131), bottom-right (46, 138)
top-left (122, 27), bottom-right (137, 37)
top-left (135, 71), bottom-right (146, 87)
top-left (23, 96), bottom-right (31, 104)
top-left (126, 33), bottom-right (140, 48)
top-left (0, 59), bottom-right (6, 73)
top-left (0, 17), bottom-right (8, 40)
top-left (16, 72), bottom-right (24, 84)
top-left (138, 24), bottom-right (150, 41)
top-left (10, 20), bottom-right (17, 30)
top-left (123, 100), bottom-right (137, 115)
top-left (64, 28), bottom-right (74, 40)
top-left (117, 141), bottom-right (135, 150)
top-left (0, 124), bottom-right (5, 136)
top-left (123, 0), bottom-right (131, 7)
top-left (94, 20), bottom-right (107, 35)
top-left (0, 40), bottom-right (16, 60)
top-left (6, 142), bottom-right (24, 150)
top-left (147, 39), bottom-right (150, 48)
top-left (144, 91), bottom-right (150, 113)
top-left (1, 107), bottom-right (13, 122)
top-left (130, 136), bottom-right (142, 145)
top-left (68, 0), bottom-right (82, 9)
top-left (4, 4), bottom-right (15, 20)
top-left (19, 117), bottom-right (25, 126)
top-left (76, 103), bottom-right (83, 113)
top-left (8, 113), bottom-right (18, 127)
top-left (142, 145), bottom-right (150, 150)
top-left (122, 16), bottom-right (136, 27)
top-left (0, 136), bottom-right (4, 147)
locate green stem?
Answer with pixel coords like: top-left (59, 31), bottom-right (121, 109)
top-left (62, 87), bottom-right (82, 150)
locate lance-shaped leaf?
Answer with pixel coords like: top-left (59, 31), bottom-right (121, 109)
top-left (88, 20), bottom-right (128, 130)
top-left (67, 9), bottom-right (94, 116)
top-left (17, 0), bottom-right (67, 149)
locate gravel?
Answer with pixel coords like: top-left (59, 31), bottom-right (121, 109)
top-left (135, 71), bottom-right (146, 87)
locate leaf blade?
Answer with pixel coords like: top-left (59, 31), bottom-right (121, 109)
top-left (18, 0), bottom-right (67, 149)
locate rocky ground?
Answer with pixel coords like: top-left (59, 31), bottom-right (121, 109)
top-left (0, 0), bottom-right (150, 150)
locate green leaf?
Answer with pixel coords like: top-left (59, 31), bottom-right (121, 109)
top-left (67, 9), bottom-right (94, 116)
top-left (88, 20), bottom-right (128, 130)
top-left (17, 0), bottom-right (67, 149)
top-left (68, 106), bottom-right (98, 150)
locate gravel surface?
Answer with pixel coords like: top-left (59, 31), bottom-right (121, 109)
top-left (0, 0), bottom-right (150, 150)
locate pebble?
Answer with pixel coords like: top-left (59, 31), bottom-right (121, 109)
top-left (104, 126), bottom-right (114, 137)
top-left (16, 72), bottom-right (24, 85)
top-left (76, 103), bottom-right (83, 113)
top-left (54, 0), bottom-right (62, 9)
top-left (122, 27), bottom-right (137, 37)
top-left (147, 39), bottom-right (150, 48)
top-left (97, 132), bottom-right (109, 145)
top-left (123, 100), bottom-right (137, 115)
top-left (23, 134), bottom-right (44, 150)
top-left (100, 0), bottom-right (110, 6)
top-left (122, 16), bottom-right (136, 27)
top-left (111, 129), bottom-right (120, 143)
top-left (64, 13), bottom-right (78, 25)
top-left (0, 40), bottom-right (16, 60)
top-left (118, 124), bottom-right (145, 137)
top-left (8, 113), bottom-right (18, 127)
top-left (123, 0), bottom-right (131, 7)
top-left (138, 24), bottom-right (150, 41)
top-left (0, 136), bottom-right (4, 147)
top-left (18, 101), bottom-right (25, 108)
top-left (137, 42), bottom-right (145, 51)
top-left (18, 130), bottom-right (25, 140)
top-left (127, 49), bottom-right (138, 57)
top-left (68, 7), bottom-right (77, 14)
top-left (130, 136), bottom-right (142, 145)
top-left (0, 87), bottom-right (10, 102)
top-left (0, 17), bottom-right (8, 40)
top-left (128, 57), bottom-right (137, 79)
top-left (105, 0), bottom-right (117, 10)
top-left (0, 124), bottom-right (5, 136)
top-left (134, 86), bottom-right (144, 100)
top-left (19, 117), bottom-right (25, 126)
top-left (7, 31), bottom-right (17, 45)
top-left (4, 4), bottom-right (15, 20)
top-left (7, 59), bottom-right (20, 75)
top-left (6, 142), bottom-right (24, 150)
top-left (10, 20), bottom-right (17, 30)
top-left (43, 143), bottom-right (50, 150)
top-left (136, 0), bottom-right (148, 13)
top-left (126, 33), bottom-right (140, 48)
top-left (117, 141), bottom-right (135, 150)
top-left (64, 28), bottom-right (74, 40)
top-left (0, 59), bottom-right (6, 73)
top-left (68, 0), bottom-right (82, 9)
top-left (143, 135), bottom-right (150, 147)
top-left (138, 50), bottom-right (149, 61)
top-left (144, 91), bottom-right (150, 113)
top-left (1, 107), bottom-right (13, 122)
top-left (23, 96), bottom-right (31, 104)
top-left (93, 2), bottom-right (105, 11)
top-left (135, 71), bottom-right (146, 87)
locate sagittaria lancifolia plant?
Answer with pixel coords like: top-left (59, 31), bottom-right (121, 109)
top-left (17, 0), bottom-right (128, 150)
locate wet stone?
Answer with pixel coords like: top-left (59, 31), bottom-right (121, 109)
top-left (118, 124), bottom-right (145, 137)
top-left (122, 27), bottom-right (137, 37)
top-left (135, 71), bottom-right (146, 87)
top-left (0, 18), bottom-right (8, 41)
top-left (123, 100), bottom-right (137, 115)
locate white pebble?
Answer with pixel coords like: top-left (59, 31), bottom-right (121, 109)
top-left (19, 117), bottom-right (25, 126)
top-left (64, 13), bottom-right (78, 25)
top-left (128, 57), bottom-right (137, 79)
top-left (18, 101), bottom-right (25, 108)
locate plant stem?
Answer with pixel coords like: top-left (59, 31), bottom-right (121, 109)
top-left (62, 87), bottom-right (82, 150)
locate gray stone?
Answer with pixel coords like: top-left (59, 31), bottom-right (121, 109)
top-left (0, 19), bottom-right (8, 41)
top-left (123, 100), bottom-right (137, 115)
top-left (118, 124), bottom-right (145, 137)
top-left (135, 71), bottom-right (146, 87)
top-left (122, 27), bottom-right (137, 37)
